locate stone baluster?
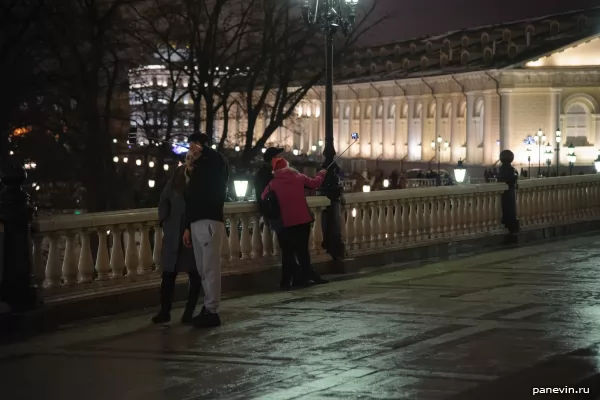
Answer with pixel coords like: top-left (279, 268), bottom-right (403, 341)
top-left (370, 203), bottom-right (379, 248)
top-left (262, 223), bottom-right (273, 257)
top-left (345, 205), bottom-right (355, 250)
top-left (124, 225), bottom-right (139, 276)
top-left (459, 195), bottom-right (468, 235)
top-left (442, 197), bottom-right (451, 236)
top-left (408, 200), bottom-right (418, 242)
top-left (138, 224), bottom-right (153, 274)
top-left (221, 221), bottom-right (232, 262)
top-left (394, 202), bottom-right (403, 244)
top-left (313, 208), bottom-right (323, 254)
top-left (62, 232), bottom-right (78, 286)
top-left (272, 230), bottom-right (281, 256)
top-left (429, 199), bottom-right (438, 239)
top-left (153, 224), bottom-right (162, 272)
top-left (466, 194), bottom-right (474, 232)
top-left (96, 229), bottom-right (111, 281)
top-left (251, 216), bottom-right (263, 259)
top-left (110, 228), bottom-right (126, 279)
top-left (520, 190), bottom-right (529, 226)
top-left (354, 205), bottom-right (363, 248)
top-left (450, 196), bottom-right (458, 236)
top-left (400, 202), bottom-right (409, 242)
top-left (45, 234), bottom-right (61, 288)
top-left (240, 215), bottom-right (252, 260)
top-left (378, 202), bottom-right (387, 244)
top-left (362, 203), bottom-right (371, 248)
top-left (32, 235), bottom-right (45, 288)
top-left (417, 200), bottom-right (425, 240)
top-left (229, 216), bottom-right (241, 260)
top-left (77, 230), bottom-right (94, 283)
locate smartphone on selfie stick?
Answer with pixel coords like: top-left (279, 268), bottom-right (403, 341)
top-left (325, 132), bottom-right (359, 170)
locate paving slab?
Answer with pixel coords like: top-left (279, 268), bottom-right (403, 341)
top-left (3, 235), bottom-right (600, 399)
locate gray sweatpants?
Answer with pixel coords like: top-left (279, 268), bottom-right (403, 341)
top-left (190, 219), bottom-right (224, 314)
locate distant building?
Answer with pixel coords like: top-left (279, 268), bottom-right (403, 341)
top-left (130, 7), bottom-right (600, 169)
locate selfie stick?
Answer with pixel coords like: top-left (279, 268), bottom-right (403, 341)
top-left (325, 133), bottom-right (359, 170)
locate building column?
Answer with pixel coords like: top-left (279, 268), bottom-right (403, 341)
top-left (466, 92), bottom-right (477, 163)
top-left (450, 94), bottom-right (461, 162)
top-left (406, 97), bottom-right (418, 161)
top-left (549, 89), bottom-right (561, 142)
top-left (594, 114), bottom-right (600, 148)
top-left (499, 89), bottom-right (513, 152)
top-left (421, 97), bottom-right (430, 162)
top-left (395, 97), bottom-right (405, 159)
top-left (382, 98), bottom-right (390, 159)
top-left (369, 99), bottom-right (377, 159)
top-left (359, 100), bottom-right (367, 158)
top-left (483, 91), bottom-right (494, 165)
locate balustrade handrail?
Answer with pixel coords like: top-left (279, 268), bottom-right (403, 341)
top-left (32, 197), bottom-right (331, 233)
top-left (345, 183), bottom-right (506, 203)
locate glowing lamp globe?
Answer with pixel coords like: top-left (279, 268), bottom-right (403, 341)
top-left (362, 185), bottom-right (371, 193)
top-left (234, 180), bottom-right (248, 198)
top-left (454, 159), bottom-right (466, 183)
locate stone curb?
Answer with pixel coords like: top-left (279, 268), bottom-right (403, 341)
top-left (1, 220), bottom-right (599, 342)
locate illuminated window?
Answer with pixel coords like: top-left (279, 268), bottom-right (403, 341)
top-left (565, 103), bottom-right (590, 144)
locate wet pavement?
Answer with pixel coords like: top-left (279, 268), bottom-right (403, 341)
top-left (3, 236), bottom-right (600, 399)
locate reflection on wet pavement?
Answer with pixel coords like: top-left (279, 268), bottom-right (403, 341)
top-left (3, 235), bottom-right (600, 399)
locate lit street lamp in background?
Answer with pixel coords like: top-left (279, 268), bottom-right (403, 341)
top-left (454, 159), bottom-right (466, 184)
top-left (567, 143), bottom-right (576, 176)
top-left (555, 129), bottom-right (561, 176)
top-left (234, 180), bottom-right (249, 201)
top-left (430, 135), bottom-right (449, 185)
top-left (544, 144), bottom-right (552, 177)
top-left (594, 149), bottom-right (600, 173)
top-left (302, 0), bottom-right (359, 260)
top-left (535, 128), bottom-right (546, 177)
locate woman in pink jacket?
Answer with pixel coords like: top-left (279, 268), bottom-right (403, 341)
top-left (261, 156), bottom-right (329, 288)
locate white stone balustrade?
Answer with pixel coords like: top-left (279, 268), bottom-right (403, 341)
top-left (32, 198), bottom-right (330, 297)
top-left (29, 174), bottom-right (600, 298)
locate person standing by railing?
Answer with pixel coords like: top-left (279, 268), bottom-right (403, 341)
top-left (182, 133), bottom-right (229, 328)
top-left (261, 156), bottom-right (329, 288)
top-left (152, 151), bottom-right (202, 325)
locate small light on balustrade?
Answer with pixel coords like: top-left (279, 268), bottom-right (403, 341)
top-left (234, 180), bottom-right (248, 200)
top-left (106, 230), bottom-right (111, 235)
top-left (136, 159), bottom-right (142, 166)
top-left (113, 138), bottom-right (117, 143)
top-left (234, 145), bottom-right (240, 152)
top-left (211, 144), bottom-right (217, 149)
top-left (383, 179), bottom-right (390, 188)
top-left (454, 159), bottom-right (466, 184)
top-left (318, 140), bottom-right (324, 147)
top-left (113, 156), bottom-right (119, 163)
top-left (362, 185), bottom-right (371, 193)
top-left (311, 145), bottom-right (317, 151)
top-left (149, 161), bottom-right (155, 168)
top-left (351, 208), bottom-right (357, 218)
top-left (148, 179), bottom-right (155, 188)
top-left (9, 151), bottom-right (14, 155)
top-left (123, 157), bottom-right (128, 163)
top-left (163, 164), bottom-right (169, 171)
top-left (35, 185), bottom-right (40, 191)
top-left (30, 162), bottom-right (36, 169)
top-left (292, 148), bottom-right (299, 156)
top-left (262, 147), bottom-right (267, 154)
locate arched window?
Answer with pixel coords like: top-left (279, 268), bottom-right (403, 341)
top-left (428, 102), bottom-right (436, 119)
top-left (344, 105), bottom-right (351, 119)
top-left (475, 98), bottom-right (484, 145)
top-left (355, 105), bottom-right (360, 119)
top-left (565, 103), bottom-right (590, 145)
top-left (365, 105), bottom-right (372, 119)
top-left (376, 103), bottom-right (383, 119)
top-left (415, 102), bottom-right (423, 119)
top-left (389, 104), bottom-right (396, 119)
top-left (443, 101), bottom-right (452, 118)
top-left (401, 103), bottom-right (408, 118)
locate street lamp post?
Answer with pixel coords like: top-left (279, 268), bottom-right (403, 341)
top-left (524, 135), bottom-right (534, 178)
top-left (544, 143), bottom-right (552, 177)
top-left (535, 128), bottom-right (546, 178)
top-left (567, 143), bottom-right (576, 176)
top-left (430, 135), bottom-right (449, 186)
top-left (555, 130), bottom-right (561, 176)
top-left (302, 0), bottom-right (358, 260)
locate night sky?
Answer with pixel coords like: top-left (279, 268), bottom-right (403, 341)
top-left (359, 0), bottom-right (600, 46)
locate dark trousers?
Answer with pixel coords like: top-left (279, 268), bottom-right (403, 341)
top-left (159, 269), bottom-right (202, 315)
top-left (278, 223), bottom-right (314, 284)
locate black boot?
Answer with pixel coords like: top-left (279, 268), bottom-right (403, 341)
top-left (182, 273), bottom-right (202, 324)
top-left (280, 262), bottom-right (293, 290)
top-left (304, 266), bottom-right (329, 286)
top-left (152, 272), bottom-right (176, 324)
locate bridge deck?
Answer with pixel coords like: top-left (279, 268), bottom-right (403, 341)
top-left (2, 235), bottom-right (600, 399)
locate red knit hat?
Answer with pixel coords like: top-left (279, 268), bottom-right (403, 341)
top-left (271, 157), bottom-right (288, 173)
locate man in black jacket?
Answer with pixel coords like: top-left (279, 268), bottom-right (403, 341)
top-left (183, 133), bottom-right (229, 328)
top-left (254, 147), bottom-right (283, 198)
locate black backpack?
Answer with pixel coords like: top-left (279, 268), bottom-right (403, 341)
top-left (260, 184), bottom-right (281, 223)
